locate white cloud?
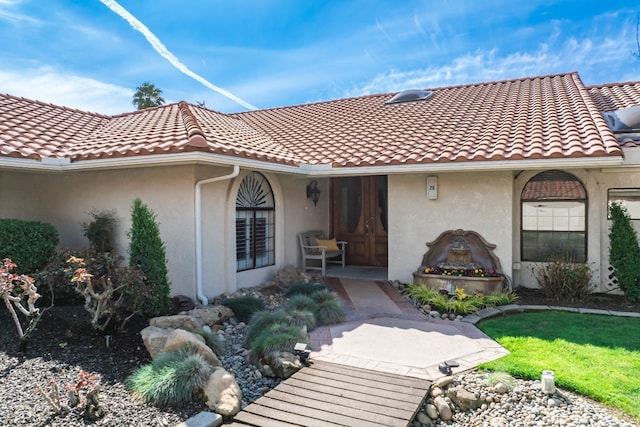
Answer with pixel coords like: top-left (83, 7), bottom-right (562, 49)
top-left (0, 67), bottom-right (133, 114)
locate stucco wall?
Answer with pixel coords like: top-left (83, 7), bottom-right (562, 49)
top-left (388, 172), bottom-right (514, 286)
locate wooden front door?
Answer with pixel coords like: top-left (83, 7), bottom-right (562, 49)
top-left (331, 176), bottom-right (388, 266)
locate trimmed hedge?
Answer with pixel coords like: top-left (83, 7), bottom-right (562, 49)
top-left (0, 219), bottom-right (58, 274)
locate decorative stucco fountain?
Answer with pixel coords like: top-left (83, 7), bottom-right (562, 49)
top-left (412, 229), bottom-right (505, 294)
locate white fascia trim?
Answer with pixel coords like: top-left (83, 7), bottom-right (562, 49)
top-left (0, 153), bottom-right (624, 176)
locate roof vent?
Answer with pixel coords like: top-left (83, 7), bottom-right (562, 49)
top-left (385, 89), bottom-right (433, 105)
top-left (603, 105), bottom-right (640, 132)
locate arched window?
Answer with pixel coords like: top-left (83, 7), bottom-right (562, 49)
top-left (236, 172), bottom-right (275, 271)
top-left (521, 170), bottom-right (587, 262)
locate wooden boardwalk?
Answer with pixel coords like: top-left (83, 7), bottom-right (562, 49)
top-left (228, 360), bottom-right (431, 427)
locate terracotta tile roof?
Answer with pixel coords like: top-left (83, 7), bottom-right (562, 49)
top-left (0, 72), bottom-right (631, 168)
top-left (233, 72), bottom-right (622, 167)
top-left (0, 94), bottom-right (109, 160)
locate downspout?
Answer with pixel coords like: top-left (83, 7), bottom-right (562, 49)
top-left (195, 165), bottom-right (240, 305)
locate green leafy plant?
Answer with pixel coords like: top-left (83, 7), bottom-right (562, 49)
top-left (0, 258), bottom-right (45, 351)
top-left (83, 210), bottom-right (118, 253)
top-left (407, 285), bottom-right (518, 315)
top-left (0, 219), bottom-right (59, 274)
top-left (484, 371), bottom-right (517, 392)
top-left (529, 254), bottom-right (594, 301)
top-left (222, 295), bottom-right (266, 323)
top-left (127, 346), bottom-right (213, 407)
top-left (33, 248), bottom-right (87, 307)
top-left (609, 202), bottom-right (640, 301)
top-left (127, 198), bottom-right (171, 316)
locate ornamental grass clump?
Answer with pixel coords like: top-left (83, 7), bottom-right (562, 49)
top-left (310, 289), bottom-right (345, 325)
top-left (285, 294), bottom-right (316, 313)
top-left (222, 295), bottom-right (266, 323)
top-left (248, 323), bottom-right (307, 358)
top-left (284, 282), bottom-right (328, 297)
top-left (192, 328), bottom-right (224, 356)
top-left (244, 310), bottom-right (289, 346)
top-left (127, 345), bottom-right (214, 407)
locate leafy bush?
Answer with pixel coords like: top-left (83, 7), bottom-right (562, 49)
top-left (192, 328), bottom-right (223, 356)
top-left (127, 198), bottom-right (171, 316)
top-left (83, 210), bottom-right (118, 253)
top-left (33, 248), bottom-right (86, 306)
top-left (0, 219), bottom-right (58, 274)
top-left (222, 296), bottom-right (266, 323)
top-left (127, 346), bottom-right (213, 407)
top-left (68, 252), bottom-right (147, 332)
top-left (284, 282), bottom-right (327, 297)
top-left (530, 254), bottom-right (594, 301)
top-left (609, 202), bottom-right (640, 301)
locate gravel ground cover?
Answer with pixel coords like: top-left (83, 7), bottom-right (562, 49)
top-left (1, 285), bottom-right (638, 426)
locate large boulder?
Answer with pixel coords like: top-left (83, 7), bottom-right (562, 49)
top-left (188, 306), bottom-right (234, 327)
top-left (140, 326), bottom-right (175, 360)
top-left (446, 386), bottom-right (482, 411)
top-left (261, 351), bottom-right (302, 379)
top-left (150, 314), bottom-right (202, 332)
top-left (203, 368), bottom-right (242, 417)
top-left (270, 265), bottom-right (310, 289)
top-left (164, 329), bottom-right (222, 367)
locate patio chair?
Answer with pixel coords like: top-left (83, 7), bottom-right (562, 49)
top-left (298, 230), bottom-right (347, 276)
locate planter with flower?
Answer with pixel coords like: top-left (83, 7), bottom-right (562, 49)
top-left (412, 229), bottom-right (506, 294)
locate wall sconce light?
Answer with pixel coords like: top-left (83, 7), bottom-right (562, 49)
top-left (306, 180), bottom-right (321, 206)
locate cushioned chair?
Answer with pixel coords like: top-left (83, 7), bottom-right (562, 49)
top-left (298, 230), bottom-right (347, 276)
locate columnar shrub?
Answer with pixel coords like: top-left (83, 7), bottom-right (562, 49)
top-left (609, 202), bottom-right (640, 301)
top-left (0, 219), bottom-right (58, 273)
top-left (127, 198), bottom-right (171, 316)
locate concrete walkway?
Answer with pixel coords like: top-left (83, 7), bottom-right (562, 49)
top-left (309, 278), bottom-right (508, 380)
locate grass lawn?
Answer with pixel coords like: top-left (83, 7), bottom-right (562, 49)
top-left (477, 311), bottom-right (640, 420)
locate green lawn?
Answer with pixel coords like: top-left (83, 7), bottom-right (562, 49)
top-left (478, 311), bottom-right (640, 420)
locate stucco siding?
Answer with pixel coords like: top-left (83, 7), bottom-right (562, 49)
top-left (388, 172), bottom-right (513, 286)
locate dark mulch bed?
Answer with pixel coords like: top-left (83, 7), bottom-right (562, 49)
top-left (514, 287), bottom-right (640, 313)
top-left (0, 305), bottom-right (206, 427)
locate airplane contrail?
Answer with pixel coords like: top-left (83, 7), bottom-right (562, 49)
top-left (99, 0), bottom-right (257, 110)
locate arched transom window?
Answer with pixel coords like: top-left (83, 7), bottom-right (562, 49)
top-left (521, 170), bottom-right (587, 262)
top-left (236, 172), bottom-right (275, 271)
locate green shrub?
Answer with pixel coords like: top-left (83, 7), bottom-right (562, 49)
top-left (0, 219), bottom-right (58, 274)
top-left (285, 294), bottom-right (316, 313)
top-left (126, 345), bottom-right (213, 407)
top-left (127, 198), bottom-right (171, 316)
top-left (244, 310), bottom-right (288, 346)
top-left (222, 296), bottom-right (266, 323)
top-left (407, 285), bottom-right (519, 315)
top-left (83, 210), bottom-right (118, 253)
top-left (609, 202), bottom-right (640, 301)
top-left (249, 323), bottom-right (306, 358)
top-left (284, 282), bottom-right (327, 297)
top-left (314, 299), bottom-right (346, 325)
top-left (530, 254), bottom-right (594, 301)
top-left (193, 328), bottom-right (223, 356)
top-left (309, 288), bottom-right (339, 304)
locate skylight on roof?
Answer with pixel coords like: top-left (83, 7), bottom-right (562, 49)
top-left (385, 89), bottom-right (433, 105)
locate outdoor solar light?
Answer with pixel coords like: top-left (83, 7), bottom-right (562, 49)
top-left (294, 342), bottom-right (312, 366)
top-left (541, 370), bottom-right (556, 394)
top-left (306, 180), bottom-right (321, 206)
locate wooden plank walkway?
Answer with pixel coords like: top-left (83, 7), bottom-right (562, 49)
top-left (228, 360), bottom-right (431, 427)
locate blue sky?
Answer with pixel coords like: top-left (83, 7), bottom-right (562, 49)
top-left (1, 0), bottom-right (639, 114)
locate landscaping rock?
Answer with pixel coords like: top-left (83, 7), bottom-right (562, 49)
top-left (203, 367), bottom-right (242, 417)
top-left (447, 386), bottom-right (482, 411)
top-left (150, 314), bottom-right (202, 331)
top-left (261, 351), bottom-right (302, 379)
top-left (433, 396), bottom-right (452, 420)
top-left (140, 326), bottom-right (174, 360)
top-left (425, 403), bottom-right (438, 419)
top-left (188, 306), bottom-right (234, 327)
top-left (164, 329), bottom-right (221, 366)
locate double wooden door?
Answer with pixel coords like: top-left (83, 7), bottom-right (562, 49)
top-left (331, 176), bottom-right (388, 266)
